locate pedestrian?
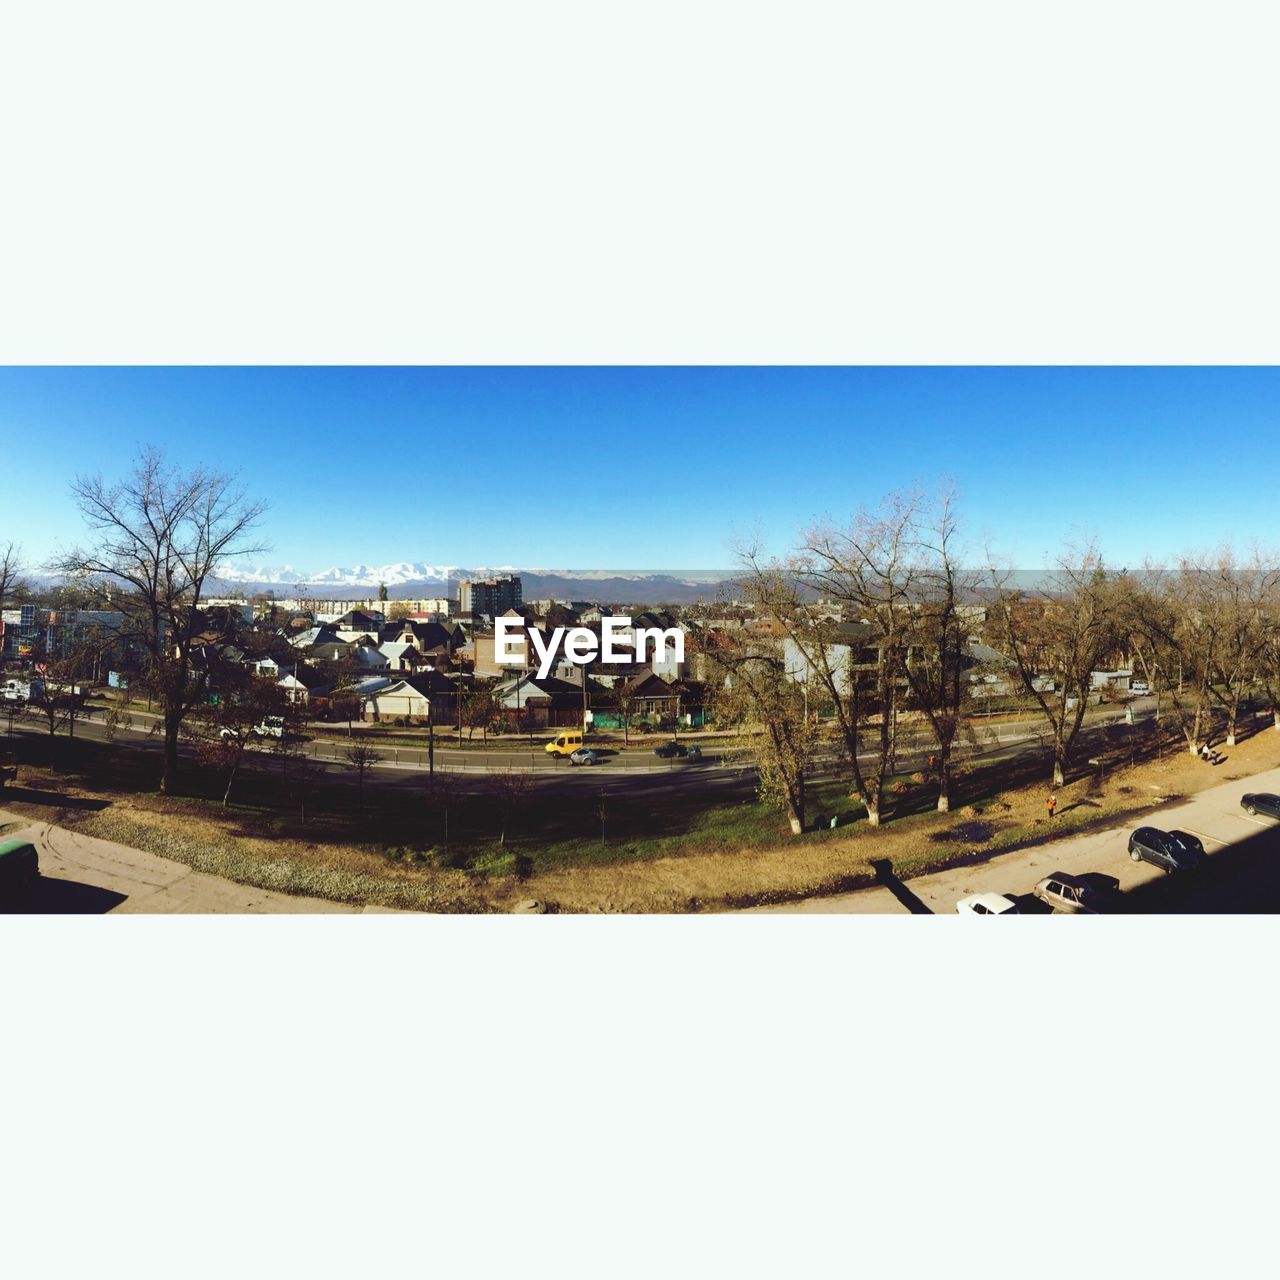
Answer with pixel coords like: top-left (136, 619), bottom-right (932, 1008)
top-left (928, 753), bottom-right (938, 773)
top-left (1046, 793), bottom-right (1057, 820)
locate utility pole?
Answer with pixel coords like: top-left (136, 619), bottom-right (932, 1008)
top-left (428, 704), bottom-right (435, 779)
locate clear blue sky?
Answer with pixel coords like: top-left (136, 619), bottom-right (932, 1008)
top-left (1, 367), bottom-right (1275, 572)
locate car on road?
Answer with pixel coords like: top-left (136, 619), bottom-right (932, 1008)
top-left (1033, 871), bottom-right (1112, 914)
top-left (545, 730), bottom-right (585, 758)
top-left (219, 716), bottom-right (287, 742)
top-left (1241, 792), bottom-right (1280, 820)
top-left (653, 741), bottom-right (688, 759)
top-left (0, 838), bottom-right (39, 907)
top-left (1127, 826), bottom-right (1204, 872)
top-left (569, 747), bottom-right (599, 766)
top-left (956, 893), bottom-right (1019, 915)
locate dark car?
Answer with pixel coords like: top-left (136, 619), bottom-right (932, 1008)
top-left (653, 741), bottom-right (689, 759)
top-left (0, 838), bottom-right (40, 907)
top-left (1241, 793), bottom-right (1280, 820)
top-left (1128, 826), bottom-right (1204, 872)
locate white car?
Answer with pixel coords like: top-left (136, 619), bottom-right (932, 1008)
top-left (569, 747), bottom-right (598, 766)
top-left (1129, 680), bottom-right (1151, 697)
top-left (956, 893), bottom-right (1020, 915)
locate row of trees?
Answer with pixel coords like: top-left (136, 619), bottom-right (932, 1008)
top-left (7, 457), bottom-right (1280, 825)
top-left (695, 487), bottom-right (1280, 837)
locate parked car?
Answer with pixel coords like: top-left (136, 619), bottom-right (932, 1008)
top-left (219, 716), bottom-right (286, 742)
top-left (569, 747), bottom-right (598, 766)
top-left (1241, 792), bottom-right (1280, 820)
top-left (956, 893), bottom-right (1019, 915)
top-left (686, 743), bottom-right (702, 761)
top-left (1, 679), bottom-right (30, 702)
top-left (1128, 826), bottom-right (1204, 872)
top-left (0, 837), bottom-right (39, 907)
top-left (1129, 680), bottom-right (1151, 697)
top-left (1033, 871), bottom-right (1112, 914)
top-left (653, 741), bottom-right (688, 759)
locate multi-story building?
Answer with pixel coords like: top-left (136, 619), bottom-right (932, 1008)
top-left (459, 576), bottom-right (522, 617)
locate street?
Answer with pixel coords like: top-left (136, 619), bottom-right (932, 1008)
top-left (750, 765), bottom-right (1280, 914)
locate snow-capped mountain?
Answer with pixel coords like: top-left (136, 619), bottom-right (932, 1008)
top-left (211, 561), bottom-right (734, 603)
top-left (217, 561), bottom-right (471, 588)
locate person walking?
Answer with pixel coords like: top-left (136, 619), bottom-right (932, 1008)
top-left (1046, 793), bottom-right (1057, 820)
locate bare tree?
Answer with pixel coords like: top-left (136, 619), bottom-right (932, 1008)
top-left (0, 542), bottom-right (28, 609)
top-left (185, 669), bottom-right (291, 806)
top-left (343, 742), bottom-right (383, 812)
top-left (462, 688), bottom-right (497, 744)
top-left (898, 488), bottom-right (976, 812)
top-left (490, 769), bottom-right (533, 845)
top-left (613, 678), bottom-right (637, 746)
top-left (989, 544), bottom-right (1119, 787)
top-left (56, 447), bottom-right (267, 794)
top-left (1256, 554), bottom-right (1280, 733)
top-left (788, 492), bottom-right (923, 826)
top-left (696, 616), bottom-right (815, 835)
top-left (26, 634), bottom-right (98, 747)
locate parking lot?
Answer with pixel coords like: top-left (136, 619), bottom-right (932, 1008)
top-left (751, 764), bottom-right (1280, 914)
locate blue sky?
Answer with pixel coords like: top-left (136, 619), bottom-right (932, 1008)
top-left (1, 367), bottom-right (1276, 573)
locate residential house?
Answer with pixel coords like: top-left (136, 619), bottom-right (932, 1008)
top-left (362, 670), bottom-right (460, 724)
top-left (278, 663), bottom-right (330, 706)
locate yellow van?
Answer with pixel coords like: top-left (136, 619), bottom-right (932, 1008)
top-left (545, 730), bottom-right (585, 757)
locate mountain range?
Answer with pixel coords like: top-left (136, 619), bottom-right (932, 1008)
top-left (212, 562), bottom-right (736, 605)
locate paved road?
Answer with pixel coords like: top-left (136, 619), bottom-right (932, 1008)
top-left (0, 810), bottom-right (398, 913)
top-left (4, 694), bottom-right (1200, 798)
top-left (750, 765), bottom-right (1280, 914)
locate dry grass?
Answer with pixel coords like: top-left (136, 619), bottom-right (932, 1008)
top-left (7, 720), bottom-right (1279, 913)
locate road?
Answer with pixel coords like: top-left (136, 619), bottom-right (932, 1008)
top-left (2, 694), bottom-right (1193, 799)
top-left (0, 809), bottom-right (397, 913)
top-left (749, 765), bottom-right (1280, 914)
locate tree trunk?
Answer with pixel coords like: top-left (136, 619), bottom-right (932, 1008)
top-left (865, 796), bottom-right (881, 826)
top-left (223, 755), bottom-right (242, 807)
top-left (936, 757), bottom-right (951, 812)
top-left (1051, 745), bottom-right (1066, 789)
top-left (161, 723), bottom-right (180, 793)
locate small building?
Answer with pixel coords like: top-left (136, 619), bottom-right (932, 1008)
top-left (362, 671), bottom-right (460, 724)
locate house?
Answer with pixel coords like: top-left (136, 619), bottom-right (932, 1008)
top-left (362, 670), bottom-right (460, 724)
top-left (378, 641), bottom-right (424, 673)
top-left (493, 673), bottom-right (588, 728)
top-left (392, 619), bottom-right (464, 658)
top-left (290, 624), bottom-right (341, 650)
top-left (245, 654), bottom-right (293, 679)
top-left (619, 671), bottom-right (691, 718)
top-left (278, 663), bottom-right (330, 706)
top-left (334, 608), bottom-right (383, 632)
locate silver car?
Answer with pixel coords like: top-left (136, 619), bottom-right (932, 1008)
top-left (1033, 872), bottom-right (1110, 914)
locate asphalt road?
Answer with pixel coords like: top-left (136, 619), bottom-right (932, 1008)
top-left (749, 765), bottom-right (1280, 914)
top-left (2, 694), bottom-right (1188, 799)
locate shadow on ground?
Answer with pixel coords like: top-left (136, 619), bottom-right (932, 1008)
top-left (0, 785), bottom-right (109, 811)
top-left (870, 858), bottom-right (934, 914)
top-left (1116, 818), bottom-right (1280, 913)
top-left (2, 875), bottom-right (127, 914)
